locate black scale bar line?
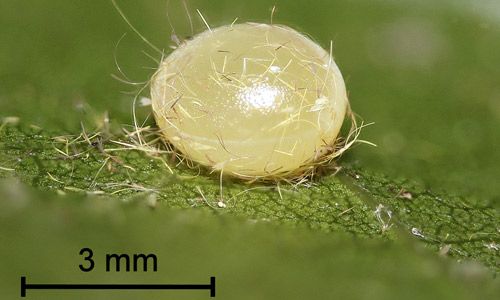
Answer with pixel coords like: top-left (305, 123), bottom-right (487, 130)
top-left (21, 276), bottom-right (215, 297)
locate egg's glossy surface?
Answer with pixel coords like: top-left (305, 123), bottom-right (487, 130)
top-left (151, 23), bottom-right (348, 178)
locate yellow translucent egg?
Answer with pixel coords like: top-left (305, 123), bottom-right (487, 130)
top-left (151, 23), bottom-right (348, 179)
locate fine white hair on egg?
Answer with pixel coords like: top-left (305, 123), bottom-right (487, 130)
top-left (151, 22), bottom-right (353, 181)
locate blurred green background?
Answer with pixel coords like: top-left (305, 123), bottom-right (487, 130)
top-left (0, 0), bottom-right (499, 299)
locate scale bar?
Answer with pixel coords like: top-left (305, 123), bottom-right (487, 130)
top-left (21, 276), bottom-right (215, 297)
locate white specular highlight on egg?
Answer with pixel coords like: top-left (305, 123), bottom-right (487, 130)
top-left (151, 23), bottom-right (349, 179)
top-left (237, 82), bottom-right (284, 112)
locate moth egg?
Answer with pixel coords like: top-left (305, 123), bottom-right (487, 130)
top-left (151, 23), bottom-right (348, 179)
